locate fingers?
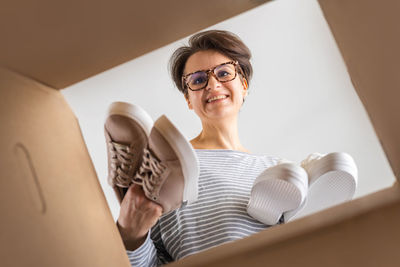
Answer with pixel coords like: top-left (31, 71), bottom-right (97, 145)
top-left (117, 183), bottom-right (163, 244)
top-left (122, 184), bottom-right (143, 206)
top-left (122, 184), bottom-right (163, 215)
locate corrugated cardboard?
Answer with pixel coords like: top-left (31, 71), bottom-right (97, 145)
top-left (0, 1), bottom-right (271, 266)
top-left (167, 183), bottom-right (400, 267)
top-left (0, 0), bottom-right (269, 89)
top-left (0, 0), bottom-right (399, 266)
top-left (317, 0), bottom-right (400, 180)
top-left (0, 68), bottom-right (130, 266)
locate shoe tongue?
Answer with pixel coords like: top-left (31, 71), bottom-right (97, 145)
top-left (301, 153), bottom-right (324, 170)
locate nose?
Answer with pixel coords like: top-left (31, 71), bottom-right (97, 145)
top-left (206, 73), bottom-right (221, 91)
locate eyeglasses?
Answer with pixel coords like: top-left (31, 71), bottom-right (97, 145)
top-left (182, 61), bottom-right (242, 91)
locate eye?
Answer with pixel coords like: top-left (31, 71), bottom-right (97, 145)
top-left (215, 64), bottom-right (236, 80)
top-left (216, 70), bottom-right (230, 78)
top-left (193, 76), bottom-right (206, 84)
top-left (189, 72), bottom-right (207, 85)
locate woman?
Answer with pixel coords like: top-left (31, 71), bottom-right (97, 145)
top-left (117, 30), bottom-right (282, 266)
top-left (114, 28), bottom-right (359, 267)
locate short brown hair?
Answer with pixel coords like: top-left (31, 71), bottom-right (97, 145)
top-left (169, 30), bottom-right (252, 94)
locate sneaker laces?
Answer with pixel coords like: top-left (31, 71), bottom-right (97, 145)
top-left (108, 141), bottom-right (135, 188)
top-left (133, 147), bottom-right (167, 198)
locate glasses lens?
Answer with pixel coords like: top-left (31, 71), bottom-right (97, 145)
top-left (186, 62), bottom-right (237, 91)
top-left (187, 71), bottom-right (208, 90)
top-left (214, 63), bottom-right (236, 82)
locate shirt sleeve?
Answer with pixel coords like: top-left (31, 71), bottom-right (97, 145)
top-left (150, 220), bottom-right (174, 265)
top-left (126, 221), bottom-right (173, 267)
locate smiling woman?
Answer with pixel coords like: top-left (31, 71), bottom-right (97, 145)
top-left (117, 30), bottom-right (357, 267)
top-left (181, 51), bottom-right (249, 150)
top-left (170, 30), bottom-right (252, 152)
top-left (118, 31), bottom-right (285, 267)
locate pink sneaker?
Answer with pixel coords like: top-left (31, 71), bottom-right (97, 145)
top-left (104, 102), bottom-right (153, 203)
top-left (133, 115), bottom-right (199, 214)
top-left (105, 102), bottom-right (199, 213)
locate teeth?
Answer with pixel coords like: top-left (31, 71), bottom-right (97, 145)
top-left (207, 95), bottom-right (227, 103)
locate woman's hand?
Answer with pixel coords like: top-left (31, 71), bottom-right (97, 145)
top-left (117, 184), bottom-right (163, 251)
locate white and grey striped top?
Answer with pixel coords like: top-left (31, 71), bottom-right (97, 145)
top-left (127, 149), bottom-right (280, 266)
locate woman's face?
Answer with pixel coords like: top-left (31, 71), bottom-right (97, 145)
top-left (183, 50), bottom-right (247, 123)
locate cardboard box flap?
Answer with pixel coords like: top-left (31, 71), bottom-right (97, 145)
top-left (0, 67), bottom-right (130, 267)
top-left (168, 183), bottom-right (400, 267)
top-left (0, 0), bottom-right (269, 89)
top-left (318, 0), bottom-right (400, 179)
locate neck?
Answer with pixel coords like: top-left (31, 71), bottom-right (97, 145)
top-left (190, 116), bottom-right (249, 153)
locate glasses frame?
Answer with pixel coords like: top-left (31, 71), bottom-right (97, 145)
top-left (182, 61), bottom-right (243, 92)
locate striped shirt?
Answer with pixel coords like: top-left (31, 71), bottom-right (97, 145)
top-left (127, 149), bottom-right (280, 266)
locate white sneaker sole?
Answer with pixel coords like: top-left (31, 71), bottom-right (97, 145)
top-left (285, 152), bottom-right (358, 221)
top-left (107, 101), bottom-right (153, 136)
top-left (154, 115), bottom-right (199, 204)
top-left (247, 163), bottom-right (308, 225)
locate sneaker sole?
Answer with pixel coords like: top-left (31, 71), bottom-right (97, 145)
top-left (154, 115), bottom-right (199, 204)
top-left (286, 152), bottom-right (358, 221)
top-left (107, 101), bottom-right (153, 136)
top-left (247, 163), bottom-right (307, 225)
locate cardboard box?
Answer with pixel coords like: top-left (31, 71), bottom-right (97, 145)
top-left (0, 1), bottom-right (269, 266)
top-left (0, 68), bottom-right (130, 266)
top-left (0, 0), bottom-right (398, 266)
top-left (168, 184), bottom-right (400, 267)
top-left (0, 0), bottom-right (269, 89)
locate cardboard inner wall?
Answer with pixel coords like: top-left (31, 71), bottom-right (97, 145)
top-left (0, 2), bottom-right (270, 265)
top-left (318, 0), bottom-right (400, 179)
top-left (0, 0), bottom-right (269, 89)
top-left (0, 68), bottom-right (130, 267)
top-left (167, 184), bottom-right (400, 267)
top-left (1, 0), bottom-right (399, 266)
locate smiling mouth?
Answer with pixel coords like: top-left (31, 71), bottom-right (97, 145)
top-left (206, 95), bottom-right (229, 103)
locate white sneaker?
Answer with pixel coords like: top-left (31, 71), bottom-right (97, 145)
top-left (284, 152), bottom-right (358, 222)
top-left (247, 162), bottom-right (308, 225)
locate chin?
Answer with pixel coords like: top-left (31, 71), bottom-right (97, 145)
top-left (205, 109), bottom-right (238, 120)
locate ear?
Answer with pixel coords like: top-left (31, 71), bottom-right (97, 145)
top-left (242, 78), bottom-right (248, 90)
top-left (242, 78), bottom-right (248, 98)
top-left (184, 93), bottom-right (193, 110)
